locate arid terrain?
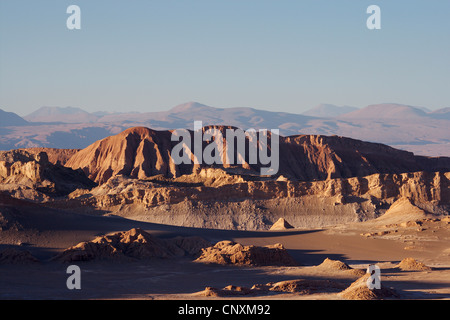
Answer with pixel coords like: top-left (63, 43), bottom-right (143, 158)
top-left (1, 102), bottom-right (450, 157)
top-left (0, 126), bottom-right (449, 300)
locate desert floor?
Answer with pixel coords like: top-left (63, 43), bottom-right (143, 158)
top-left (0, 207), bottom-right (449, 300)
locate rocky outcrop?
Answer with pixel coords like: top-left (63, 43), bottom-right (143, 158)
top-left (15, 148), bottom-right (80, 166)
top-left (68, 171), bottom-right (450, 212)
top-left (194, 240), bottom-right (297, 266)
top-left (372, 197), bottom-right (429, 224)
top-left (58, 170), bottom-right (449, 230)
top-left (396, 258), bottom-right (432, 271)
top-left (0, 149), bottom-right (96, 197)
top-left (0, 207), bottom-right (23, 231)
top-left (65, 127), bottom-right (178, 184)
top-left (4, 127), bottom-right (448, 230)
top-left (314, 258), bottom-right (366, 276)
top-left (53, 228), bottom-right (211, 262)
top-left (196, 279), bottom-right (347, 297)
top-left (65, 126), bottom-right (450, 184)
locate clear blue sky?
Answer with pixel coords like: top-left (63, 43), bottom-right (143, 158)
top-left (0, 0), bottom-right (449, 115)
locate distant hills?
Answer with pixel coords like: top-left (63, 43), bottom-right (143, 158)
top-left (0, 102), bottom-right (449, 156)
top-left (301, 104), bottom-right (358, 117)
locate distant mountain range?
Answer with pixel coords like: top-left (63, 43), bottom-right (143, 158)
top-left (0, 109), bottom-right (29, 127)
top-left (0, 102), bottom-right (449, 156)
top-left (302, 104), bottom-right (359, 117)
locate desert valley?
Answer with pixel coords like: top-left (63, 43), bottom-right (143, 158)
top-left (0, 121), bottom-right (449, 301)
top-left (2, 0), bottom-right (449, 309)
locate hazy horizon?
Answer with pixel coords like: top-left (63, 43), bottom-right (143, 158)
top-left (1, 1), bottom-right (449, 115)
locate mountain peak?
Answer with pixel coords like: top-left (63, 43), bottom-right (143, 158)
top-left (0, 109), bottom-right (29, 127)
top-left (302, 104), bottom-right (358, 118)
top-left (169, 102), bottom-right (216, 113)
top-left (29, 106), bottom-right (89, 115)
top-left (119, 126), bottom-right (161, 137)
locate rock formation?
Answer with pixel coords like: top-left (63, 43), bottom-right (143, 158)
top-left (315, 258), bottom-right (366, 276)
top-left (16, 148), bottom-right (80, 166)
top-left (65, 127), bottom-right (178, 184)
top-left (65, 126), bottom-right (450, 184)
top-left (0, 149), bottom-right (96, 198)
top-left (62, 170), bottom-right (449, 230)
top-left (396, 258), bottom-right (432, 271)
top-left (3, 126), bottom-right (449, 230)
top-left (269, 279), bottom-right (346, 294)
top-left (0, 206), bottom-right (23, 231)
top-left (0, 248), bottom-right (39, 264)
top-left (69, 171), bottom-right (450, 208)
top-left (195, 279), bottom-right (346, 297)
top-left (53, 228), bottom-right (210, 262)
top-left (270, 218), bottom-right (294, 230)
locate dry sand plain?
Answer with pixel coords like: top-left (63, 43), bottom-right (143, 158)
top-left (0, 205), bottom-right (449, 300)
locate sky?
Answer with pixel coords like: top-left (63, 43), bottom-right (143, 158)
top-left (0, 0), bottom-right (449, 116)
